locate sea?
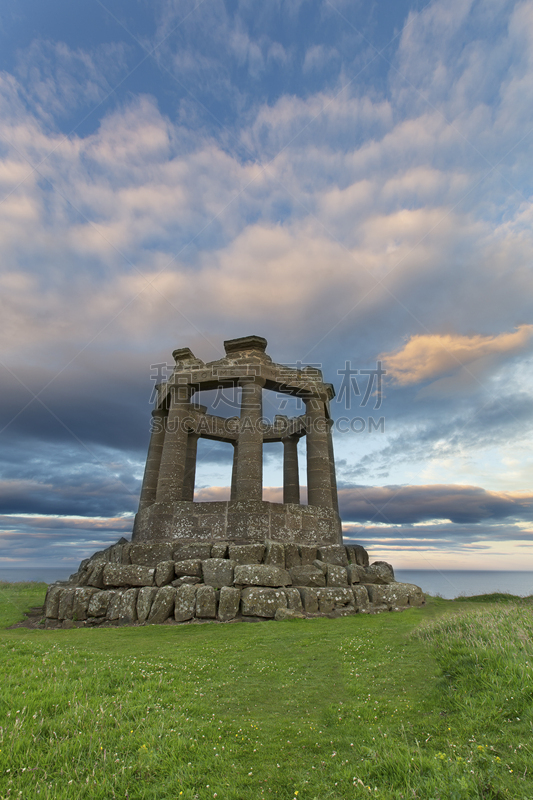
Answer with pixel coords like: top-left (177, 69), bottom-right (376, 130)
top-left (1, 567), bottom-right (532, 600)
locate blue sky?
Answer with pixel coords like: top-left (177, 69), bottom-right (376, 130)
top-left (1, 0), bottom-right (532, 571)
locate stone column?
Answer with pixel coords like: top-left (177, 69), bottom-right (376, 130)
top-left (138, 408), bottom-right (168, 511)
top-left (235, 377), bottom-right (264, 501)
top-left (326, 420), bottom-right (339, 515)
top-left (282, 435), bottom-right (300, 504)
top-left (155, 383), bottom-right (194, 502)
top-left (182, 432), bottom-right (199, 501)
top-left (305, 396), bottom-right (334, 508)
top-left (230, 442), bottom-right (238, 501)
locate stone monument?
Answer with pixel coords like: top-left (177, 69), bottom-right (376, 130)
top-left (133, 333), bottom-right (341, 546)
top-left (43, 335), bottom-right (425, 626)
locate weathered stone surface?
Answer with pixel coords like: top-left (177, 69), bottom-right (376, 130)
top-left (234, 564), bottom-right (292, 587)
top-left (155, 560), bottom-right (175, 587)
top-left (130, 542), bottom-right (173, 567)
top-left (103, 564), bottom-right (155, 588)
top-left (352, 585), bottom-right (370, 611)
top-left (211, 542), bottom-right (229, 559)
top-left (284, 543), bottom-right (301, 569)
top-left (404, 583), bottom-right (425, 607)
top-left (106, 590), bottom-right (122, 620)
top-left (317, 545), bottom-right (348, 567)
top-left (44, 585), bottom-right (63, 618)
top-left (106, 544), bottom-right (122, 564)
top-left (118, 588), bottom-right (139, 624)
top-left (241, 587), bottom-right (287, 618)
top-left (288, 565), bottom-right (326, 587)
top-left (88, 590), bottom-right (111, 618)
top-left (196, 585), bottom-right (217, 618)
top-left (312, 559), bottom-right (327, 575)
top-left (72, 587), bottom-right (98, 620)
top-left (172, 576), bottom-right (201, 586)
top-left (202, 558), bottom-right (236, 587)
top-left (174, 584), bottom-right (197, 621)
top-left (298, 587), bottom-right (318, 613)
top-left (218, 586), bottom-right (240, 621)
top-left (346, 544), bottom-right (369, 566)
top-left (228, 543), bottom-right (265, 564)
top-left (299, 545), bottom-right (317, 565)
top-left (148, 586), bottom-right (176, 624)
top-left (174, 559), bottom-right (202, 577)
top-left (137, 586), bottom-right (158, 622)
top-left (369, 603), bottom-right (390, 614)
top-left (86, 550), bottom-right (108, 567)
top-left (173, 542), bottom-right (212, 561)
top-left (329, 604), bottom-right (356, 617)
top-left (264, 540), bottom-right (285, 568)
top-left (366, 562), bottom-right (395, 584)
top-left (316, 587), bottom-right (353, 613)
top-left (367, 583), bottom-right (424, 607)
top-left (326, 564), bottom-right (348, 587)
top-left (76, 567), bottom-right (91, 586)
top-left (347, 564), bottom-right (366, 584)
top-left (275, 607), bottom-right (304, 621)
top-left (366, 584), bottom-right (406, 607)
top-left (58, 588), bottom-right (75, 619)
top-left (284, 587), bottom-right (304, 612)
top-left (78, 558), bottom-right (91, 574)
top-left (87, 562), bottom-right (106, 589)
top-left (108, 542), bottom-right (131, 565)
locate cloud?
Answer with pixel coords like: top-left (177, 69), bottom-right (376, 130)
top-left (0, 0), bottom-right (532, 573)
top-left (0, 514), bottom-right (133, 567)
top-left (0, 437), bottom-right (141, 517)
top-left (15, 39), bottom-right (129, 122)
top-left (338, 484), bottom-right (533, 525)
top-left (379, 325), bottom-right (533, 386)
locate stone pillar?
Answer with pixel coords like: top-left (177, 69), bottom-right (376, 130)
top-left (138, 408), bottom-right (168, 511)
top-left (230, 442), bottom-right (238, 501)
top-left (282, 435), bottom-right (300, 504)
top-left (155, 383), bottom-right (194, 502)
top-left (235, 377), bottom-right (264, 501)
top-left (305, 396), bottom-right (334, 508)
top-left (326, 420), bottom-right (339, 515)
top-left (182, 432), bottom-right (199, 501)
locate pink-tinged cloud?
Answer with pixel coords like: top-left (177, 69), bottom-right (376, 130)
top-left (379, 325), bottom-right (533, 386)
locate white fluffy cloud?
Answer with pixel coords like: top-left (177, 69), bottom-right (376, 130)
top-left (1, 0), bottom-right (533, 568)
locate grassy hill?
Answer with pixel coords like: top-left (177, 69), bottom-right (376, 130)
top-left (0, 582), bottom-right (531, 799)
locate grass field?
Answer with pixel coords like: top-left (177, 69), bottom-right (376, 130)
top-left (0, 583), bottom-right (532, 800)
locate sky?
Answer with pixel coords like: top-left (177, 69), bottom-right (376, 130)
top-left (0, 0), bottom-right (532, 573)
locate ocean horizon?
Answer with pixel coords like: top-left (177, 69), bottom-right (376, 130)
top-left (1, 567), bottom-right (532, 600)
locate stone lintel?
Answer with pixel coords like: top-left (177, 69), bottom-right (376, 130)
top-left (161, 365), bottom-right (329, 399)
top-left (172, 347), bottom-right (200, 363)
top-left (224, 335), bottom-right (268, 354)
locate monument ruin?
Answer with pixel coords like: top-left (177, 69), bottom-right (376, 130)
top-left (43, 335), bottom-right (425, 626)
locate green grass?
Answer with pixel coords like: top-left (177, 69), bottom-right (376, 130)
top-left (0, 587), bottom-right (532, 800)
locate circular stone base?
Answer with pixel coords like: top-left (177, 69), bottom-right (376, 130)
top-left (42, 538), bottom-right (425, 626)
